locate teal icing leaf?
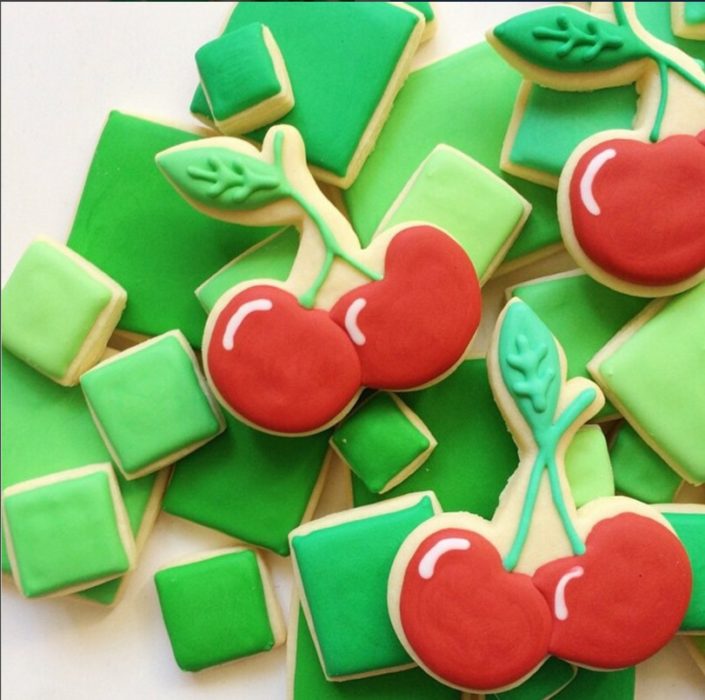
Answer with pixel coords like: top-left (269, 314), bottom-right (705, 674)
top-left (492, 6), bottom-right (649, 73)
top-left (498, 301), bottom-right (561, 433)
top-left (156, 146), bottom-right (291, 212)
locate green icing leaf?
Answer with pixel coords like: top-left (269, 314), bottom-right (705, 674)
top-left (157, 146), bottom-right (291, 211)
top-left (498, 302), bottom-right (561, 434)
top-left (493, 6), bottom-right (648, 72)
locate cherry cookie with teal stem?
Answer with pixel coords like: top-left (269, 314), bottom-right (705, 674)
top-left (157, 126), bottom-right (481, 436)
top-left (387, 299), bottom-right (692, 695)
top-left (488, 1), bottom-right (705, 297)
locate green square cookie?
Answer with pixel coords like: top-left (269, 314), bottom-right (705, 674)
top-left (492, 657), bottom-right (577, 700)
top-left (379, 145), bottom-right (530, 282)
top-left (195, 23), bottom-right (293, 135)
top-left (564, 425), bottom-right (614, 508)
top-left (1, 238), bottom-right (126, 386)
top-left (290, 493), bottom-right (440, 679)
top-left (331, 392), bottom-right (436, 494)
top-left (192, 2), bottom-right (424, 187)
top-left (81, 331), bottom-right (224, 480)
top-left (3, 464), bottom-right (135, 598)
top-left (589, 283), bottom-right (705, 485)
top-left (610, 422), bottom-right (682, 504)
top-left (553, 667), bottom-right (635, 699)
top-left (509, 271), bottom-right (649, 421)
top-left (154, 548), bottom-right (285, 672)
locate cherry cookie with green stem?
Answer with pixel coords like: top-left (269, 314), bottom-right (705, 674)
top-left (157, 126), bottom-right (481, 436)
top-left (387, 299), bottom-right (692, 695)
top-left (488, 1), bottom-right (705, 297)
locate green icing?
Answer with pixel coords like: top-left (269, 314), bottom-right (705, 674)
top-left (1, 350), bottom-right (159, 604)
top-left (510, 272), bottom-right (649, 419)
top-left (196, 226), bottom-right (299, 313)
top-left (596, 283), bottom-right (705, 484)
top-left (661, 510), bottom-right (705, 631)
top-left (510, 84), bottom-right (637, 178)
top-left (81, 334), bottom-right (221, 476)
top-left (154, 549), bottom-right (275, 672)
top-left (292, 607), bottom-right (459, 699)
top-left (332, 393), bottom-right (431, 494)
top-left (163, 411), bottom-right (330, 556)
top-left (637, 2), bottom-right (705, 60)
top-left (291, 495), bottom-right (436, 677)
top-left (4, 468), bottom-right (130, 598)
top-left (685, 2), bottom-right (705, 26)
top-left (196, 23), bottom-right (281, 122)
top-left (553, 667), bottom-right (635, 699)
top-left (1, 240), bottom-right (112, 381)
top-left (610, 422), bottom-right (681, 503)
top-left (67, 111), bottom-right (276, 348)
top-left (382, 146), bottom-right (526, 280)
top-left (492, 657), bottom-right (576, 700)
top-left (352, 359), bottom-right (518, 517)
top-left (193, 2), bottom-right (421, 179)
top-left (344, 43), bottom-right (558, 263)
top-left (565, 425), bottom-right (614, 508)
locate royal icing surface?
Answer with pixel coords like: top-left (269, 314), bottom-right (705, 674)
top-left (552, 666), bottom-right (635, 699)
top-left (491, 656), bottom-right (576, 700)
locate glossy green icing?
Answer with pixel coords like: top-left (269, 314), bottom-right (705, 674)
top-left (163, 411), bottom-right (330, 556)
top-left (344, 43), bottom-right (558, 263)
top-left (332, 393), bottom-right (431, 493)
top-left (610, 422), bottom-right (681, 503)
top-left (4, 468), bottom-right (130, 598)
top-left (685, 2), bottom-right (705, 26)
top-left (1, 350), bottom-right (159, 604)
top-left (193, 2), bottom-right (421, 179)
top-left (510, 272), bottom-right (649, 419)
top-left (196, 23), bottom-right (282, 121)
top-left (382, 146), bottom-right (526, 280)
top-left (67, 111), bottom-right (275, 348)
top-left (661, 510), bottom-right (705, 631)
top-left (637, 2), bottom-right (705, 60)
top-left (154, 549), bottom-right (275, 672)
top-left (292, 606), bottom-right (459, 699)
top-left (352, 359), bottom-right (519, 517)
top-left (81, 334), bottom-right (221, 476)
top-left (596, 283), bottom-right (705, 484)
top-left (553, 666), bottom-right (635, 699)
top-left (492, 657), bottom-right (576, 700)
top-left (1, 240), bottom-right (112, 381)
top-left (565, 425), bottom-right (614, 508)
top-left (196, 226), bottom-right (299, 313)
top-left (291, 495), bottom-right (436, 677)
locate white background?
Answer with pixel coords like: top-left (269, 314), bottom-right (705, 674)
top-left (2, 3), bottom-right (703, 698)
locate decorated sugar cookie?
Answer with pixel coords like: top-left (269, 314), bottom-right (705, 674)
top-left (488, 2), bottom-right (705, 296)
top-left (157, 126), bottom-right (481, 435)
top-left (387, 299), bottom-right (692, 695)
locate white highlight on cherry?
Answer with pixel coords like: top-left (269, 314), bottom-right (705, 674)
top-left (579, 148), bottom-right (616, 216)
top-left (554, 565), bottom-right (585, 621)
top-left (345, 298), bottom-right (367, 346)
top-left (418, 538), bottom-right (471, 580)
top-left (222, 299), bottom-right (273, 350)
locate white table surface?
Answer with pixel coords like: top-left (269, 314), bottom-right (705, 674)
top-left (1, 3), bottom-right (704, 699)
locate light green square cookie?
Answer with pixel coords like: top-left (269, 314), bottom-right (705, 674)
top-left (565, 425), bottom-right (615, 508)
top-left (1, 238), bottom-right (126, 386)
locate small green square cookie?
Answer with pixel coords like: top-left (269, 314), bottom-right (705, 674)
top-left (379, 145), bottom-right (530, 283)
top-left (553, 666), bottom-right (635, 699)
top-left (154, 547), bottom-right (285, 672)
top-left (564, 425), bottom-right (614, 508)
top-left (195, 23), bottom-right (294, 135)
top-left (331, 392), bottom-right (436, 494)
top-left (290, 492), bottom-right (440, 679)
top-left (509, 271), bottom-right (649, 421)
top-left (2, 464), bottom-right (135, 598)
top-left (491, 657), bottom-right (577, 700)
top-left (1, 238), bottom-right (126, 386)
top-left (81, 331), bottom-right (224, 480)
top-left (589, 283), bottom-right (705, 485)
top-left (610, 422), bottom-right (682, 504)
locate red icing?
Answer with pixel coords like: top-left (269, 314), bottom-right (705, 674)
top-left (569, 133), bottom-right (705, 286)
top-left (533, 513), bottom-right (692, 668)
top-left (330, 226), bottom-right (481, 389)
top-left (398, 527), bottom-right (552, 692)
top-left (205, 285), bottom-right (361, 434)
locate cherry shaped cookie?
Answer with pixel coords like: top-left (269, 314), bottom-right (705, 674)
top-left (387, 299), bottom-right (692, 694)
top-left (157, 126), bottom-right (481, 435)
